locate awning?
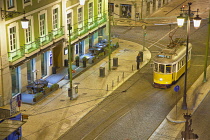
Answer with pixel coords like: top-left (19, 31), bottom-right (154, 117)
top-left (0, 119), bottom-right (26, 139)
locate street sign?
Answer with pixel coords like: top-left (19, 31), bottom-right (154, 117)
top-left (174, 85), bottom-right (180, 92)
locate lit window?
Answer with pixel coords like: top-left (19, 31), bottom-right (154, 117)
top-left (39, 14), bottom-right (45, 37)
top-left (98, 0), bottom-right (102, 15)
top-left (7, 0), bottom-right (14, 9)
top-left (53, 8), bottom-right (58, 30)
top-left (25, 20), bottom-right (31, 44)
top-left (9, 27), bottom-right (16, 51)
top-left (88, 2), bottom-right (93, 20)
top-left (67, 12), bottom-right (72, 26)
top-left (78, 7), bottom-right (83, 29)
top-left (24, 0), bottom-right (30, 3)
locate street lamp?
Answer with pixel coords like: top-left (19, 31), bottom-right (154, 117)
top-left (79, 0), bottom-right (85, 5)
top-left (177, 2), bottom-right (202, 110)
top-left (1, 8), bottom-right (29, 29)
top-left (108, 8), bottom-right (112, 71)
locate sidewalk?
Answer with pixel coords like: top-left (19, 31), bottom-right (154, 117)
top-left (19, 38), bottom-right (151, 140)
top-left (149, 65), bottom-right (210, 140)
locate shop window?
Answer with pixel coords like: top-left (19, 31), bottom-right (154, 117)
top-left (27, 59), bottom-right (35, 84)
top-left (108, 3), bottom-right (114, 13)
top-left (121, 4), bottom-right (131, 18)
top-left (11, 67), bottom-right (20, 96)
top-left (41, 52), bottom-right (47, 77)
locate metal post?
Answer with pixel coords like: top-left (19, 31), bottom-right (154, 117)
top-left (203, 9), bottom-right (210, 82)
top-left (68, 24), bottom-right (73, 98)
top-left (108, 10), bottom-right (112, 71)
top-left (142, 25), bottom-right (146, 51)
top-left (182, 2), bottom-right (192, 110)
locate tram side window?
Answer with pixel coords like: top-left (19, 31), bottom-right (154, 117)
top-left (173, 64), bottom-right (176, 72)
top-left (154, 63), bottom-right (158, 72)
top-left (166, 65), bottom-right (171, 73)
top-left (159, 64), bottom-right (165, 73)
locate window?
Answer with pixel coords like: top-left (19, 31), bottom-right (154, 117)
top-left (78, 7), bottom-right (83, 29)
top-left (159, 64), bottom-right (165, 73)
top-left (53, 8), bottom-right (58, 30)
top-left (27, 59), bottom-right (35, 84)
top-left (41, 52), bottom-right (47, 77)
top-left (108, 3), bottom-right (114, 13)
top-left (11, 67), bottom-right (20, 96)
top-left (98, 0), bottom-right (102, 15)
top-left (7, 0), bottom-right (14, 9)
top-left (88, 2), bottom-right (93, 20)
top-left (39, 12), bottom-right (47, 42)
top-left (166, 65), bottom-right (171, 73)
top-left (40, 14), bottom-right (45, 36)
top-left (9, 26), bottom-right (16, 51)
top-left (75, 44), bottom-right (79, 54)
top-left (78, 7), bottom-right (83, 25)
top-left (24, 0), bottom-right (30, 3)
top-left (154, 63), bottom-right (158, 72)
top-left (67, 12), bottom-right (72, 29)
top-left (25, 20), bottom-right (31, 44)
top-left (67, 12), bottom-right (72, 37)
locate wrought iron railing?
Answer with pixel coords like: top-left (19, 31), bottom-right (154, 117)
top-left (8, 26), bottom-right (64, 62)
top-left (8, 12), bottom-right (107, 62)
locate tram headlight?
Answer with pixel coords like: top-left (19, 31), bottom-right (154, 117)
top-left (159, 78), bottom-right (163, 81)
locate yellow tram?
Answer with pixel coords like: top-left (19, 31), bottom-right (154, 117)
top-left (153, 39), bottom-right (192, 88)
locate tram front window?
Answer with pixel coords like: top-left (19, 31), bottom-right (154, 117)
top-left (154, 63), bottom-right (158, 72)
top-left (159, 64), bottom-right (164, 73)
top-left (166, 65), bottom-right (171, 73)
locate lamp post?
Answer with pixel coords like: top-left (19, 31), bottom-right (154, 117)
top-left (177, 2), bottom-right (202, 110)
top-left (203, 10), bottom-right (210, 82)
top-left (108, 8), bottom-right (112, 71)
top-left (68, 24), bottom-right (73, 99)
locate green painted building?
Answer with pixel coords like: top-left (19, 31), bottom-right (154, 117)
top-left (0, 0), bottom-right (108, 106)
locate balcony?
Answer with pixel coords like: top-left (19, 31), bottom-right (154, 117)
top-left (8, 27), bottom-right (64, 62)
top-left (8, 12), bottom-right (107, 63)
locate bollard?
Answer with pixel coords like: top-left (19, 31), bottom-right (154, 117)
top-left (99, 67), bottom-right (105, 77)
top-left (107, 84), bottom-right (108, 91)
top-left (112, 80), bottom-right (114, 87)
top-left (113, 57), bottom-right (118, 67)
top-left (118, 76), bottom-right (119, 82)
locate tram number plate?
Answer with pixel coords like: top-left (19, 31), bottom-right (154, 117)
top-left (174, 85), bottom-right (180, 92)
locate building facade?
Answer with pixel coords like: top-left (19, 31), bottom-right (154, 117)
top-left (0, 0), bottom-right (108, 106)
top-left (109, 0), bottom-right (172, 21)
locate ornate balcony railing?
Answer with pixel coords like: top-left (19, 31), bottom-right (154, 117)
top-left (8, 47), bottom-right (25, 62)
top-left (8, 12), bottom-right (107, 63)
top-left (8, 26), bottom-right (64, 62)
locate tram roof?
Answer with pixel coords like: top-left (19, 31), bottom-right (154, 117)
top-left (153, 42), bottom-right (192, 64)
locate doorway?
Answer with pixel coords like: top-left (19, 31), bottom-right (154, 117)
top-left (53, 45), bottom-right (62, 69)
